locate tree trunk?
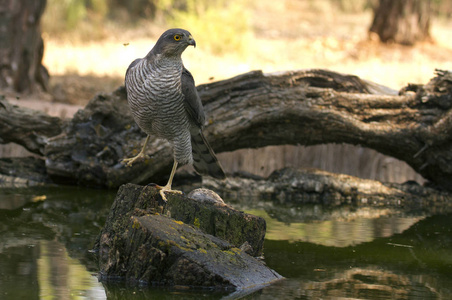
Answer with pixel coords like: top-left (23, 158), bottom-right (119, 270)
top-left (0, 0), bottom-right (48, 93)
top-left (369, 0), bottom-right (431, 45)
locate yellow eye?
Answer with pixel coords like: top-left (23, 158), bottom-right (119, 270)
top-left (174, 34), bottom-right (181, 41)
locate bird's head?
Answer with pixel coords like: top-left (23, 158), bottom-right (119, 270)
top-left (152, 28), bottom-right (196, 57)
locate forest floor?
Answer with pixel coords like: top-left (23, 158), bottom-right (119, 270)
top-left (37, 0), bottom-right (452, 106)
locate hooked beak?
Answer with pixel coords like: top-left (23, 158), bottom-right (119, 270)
top-left (188, 35), bottom-right (196, 48)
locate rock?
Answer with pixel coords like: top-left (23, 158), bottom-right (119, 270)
top-left (187, 188), bottom-right (225, 205)
top-left (204, 168), bottom-right (452, 214)
top-left (166, 188), bottom-right (266, 257)
top-left (95, 183), bottom-right (282, 289)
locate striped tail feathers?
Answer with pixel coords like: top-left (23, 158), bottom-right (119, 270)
top-left (191, 131), bottom-right (226, 179)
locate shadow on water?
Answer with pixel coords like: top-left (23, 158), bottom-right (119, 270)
top-left (0, 185), bottom-right (451, 299)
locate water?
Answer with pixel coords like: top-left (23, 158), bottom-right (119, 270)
top-left (0, 186), bottom-right (451, 299)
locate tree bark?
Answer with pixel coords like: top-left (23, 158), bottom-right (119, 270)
top-left (1, 68), bottom-right (452, 192)
top-left (0, 99), bottom-right (62, 155)
top-left (369, 0), bottom-right (431, 45)
top-left (0, 0), bottom-right (48, 93)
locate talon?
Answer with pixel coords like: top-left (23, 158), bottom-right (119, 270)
top-left (159, 187), bottom-right (182, 201)
top-left (122, 154), bottom-right (145, 167)
top-left (155, 160), bottom-right (181, 201)
top-left (122, 135), bottom-right (151, 167)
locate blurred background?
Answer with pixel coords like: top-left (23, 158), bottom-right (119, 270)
top-left (2, 0), bottom-right (452, 184)
top-left (38, 0), bottom-right (452, 102)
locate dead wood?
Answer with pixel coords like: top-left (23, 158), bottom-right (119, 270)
top-left (199, 69), bottom-right (452, 191)
top-left (1, 69), bottom-right (452, 192)
top-left (0, 100), bottom-right (62, 155)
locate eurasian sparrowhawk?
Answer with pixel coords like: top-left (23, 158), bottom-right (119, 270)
top-left (123, 28), bottom-right (225, 199)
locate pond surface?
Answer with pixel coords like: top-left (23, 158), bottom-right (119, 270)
top-left (0, 186), bottom-right (451, 299)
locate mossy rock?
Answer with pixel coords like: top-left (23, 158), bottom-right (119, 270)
top-left (95, 183), bottom-right (281, 288)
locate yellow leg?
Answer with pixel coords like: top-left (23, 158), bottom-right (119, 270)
top-left (122, 135), bottom-right (150, 167)
top-left (159, 160), bottom-right (182, 201)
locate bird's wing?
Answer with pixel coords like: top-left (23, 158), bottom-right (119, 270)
top-left (124, 58), bottom-right (141, 88)
top-left (181, 67), bottom-right (206, 128)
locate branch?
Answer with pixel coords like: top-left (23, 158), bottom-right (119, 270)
top-left (0, 99), bottom-right (62, 155)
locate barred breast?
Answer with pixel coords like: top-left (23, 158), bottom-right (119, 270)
top-left (125, 56), bottom-right (193, 165)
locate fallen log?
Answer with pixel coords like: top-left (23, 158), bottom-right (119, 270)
top-left (95, 183), bottom-right (282, 288)
top-left (0, 99), bottom-right (62, 155)
top-left (1, 69), bottom-right (452, 191)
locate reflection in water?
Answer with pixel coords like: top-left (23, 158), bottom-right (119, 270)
top-left (0, 186), bottom-right (451, 299)
top-left (37, 240), bottom-right (105, 299)
top-left (249, 209), bottom-right (424, 247)
top-left (261, 213), bottom-right (452, 299)
top-left (0, 244), bottom-right (39, 299)
top-left (0, 186), bottom-right (114, 300)
top-left (249, 267), bottom-right (443, 299)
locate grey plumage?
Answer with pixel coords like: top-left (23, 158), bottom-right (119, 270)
top-left (124, 28), bottom-right (225, 186)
